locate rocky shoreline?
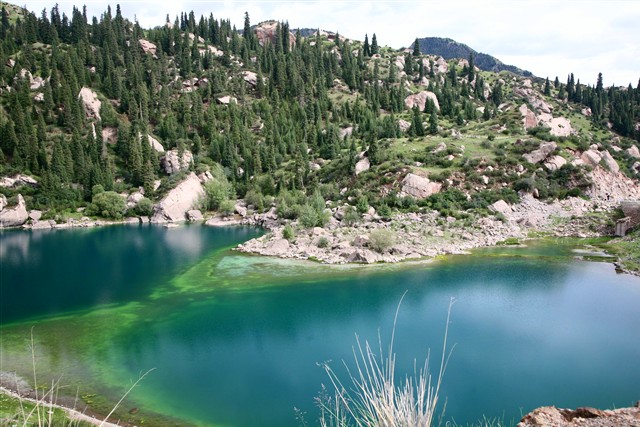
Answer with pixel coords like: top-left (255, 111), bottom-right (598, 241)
top-left (233, 194), bottom-right (616, 265)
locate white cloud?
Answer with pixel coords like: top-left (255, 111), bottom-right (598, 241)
top-left (23, 0), bottom-right (640, 86)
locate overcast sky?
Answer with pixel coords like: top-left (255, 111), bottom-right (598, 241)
top-left (25, 0), bottom-right (640, 87)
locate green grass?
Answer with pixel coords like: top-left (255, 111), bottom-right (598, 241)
top-left (602, 228), bottom-right (640, 273)
top-left (0, 391), bottom-right (93, 427)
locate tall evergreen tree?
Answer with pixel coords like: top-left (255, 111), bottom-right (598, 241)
top-left (370, 33), bottom-right (378, 54)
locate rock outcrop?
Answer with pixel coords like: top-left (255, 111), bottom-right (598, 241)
top-left (138, 39), bottom-right (157, 56)
top-left (401, 173), bottom-right (442, 198)
top-left (255, 21), bottom-right (295, 47)
top-left (0, 174), bottom-right (38, 188)
top-left (242, 71), bottom-right (258, 87)
top-left (519, 104), bottom-right (538, 130)
top-left (517, 405), bottom-right (640, 427)
top-left (0, 194), bottom-right (29, 228)
top-left (217, 96), bottom-right (237, 105)
top-left (161, 149), bottom-right (193, 174)
top-left (150, 172), bottom-right (204, 223)
top-left (404, 91), bottom-right (440, 112)
top-left (523, 141), bottom-right (557, 164)
top-left (77, 87), bottom-right (101, 121)
top-left (355, 157), bottom-right (370, 175)
top-left (102, 127), bottom-right (118, 145)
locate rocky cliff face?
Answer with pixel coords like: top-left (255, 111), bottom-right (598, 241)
top-left (150, 172), bottom-right (205, 223)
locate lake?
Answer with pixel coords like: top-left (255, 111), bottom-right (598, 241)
top-left (1, 224), bottom-right (639, 426)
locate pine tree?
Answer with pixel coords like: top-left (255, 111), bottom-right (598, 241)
top-left (410, 106), bottom-right (424, 136)
top-left (413, 38), bottom-right (420, 56)
top-left (363, 34), bottom-right (370, 57)
top-left (544, 77), bottom-right (551, 96)
top-left (370, 33), bottom-right (378, 54)
top-left (429, 109), bottom-right (438, 134)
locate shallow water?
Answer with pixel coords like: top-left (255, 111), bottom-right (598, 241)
top-left (1, 226), bottom-right (639, 426)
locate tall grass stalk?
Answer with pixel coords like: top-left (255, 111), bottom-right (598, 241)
top-left (318, 295), bottom-right (455, 427)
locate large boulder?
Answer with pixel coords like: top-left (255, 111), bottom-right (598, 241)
top-left (523, 141), bottom-right (557, 164)
top-left (544, 155), bottom-right (567, 171)
top-left (217, 96), bottom-right (237, 105)
top-left (546, 117), bottom-right (574, 137)
top-left (0, 194), bottom-right (29, 228)
top-left (138, 39), bottom-right (157, 56)
top-left (242, 71), bottom-right (258, 87)
top-left (488, 199), bottom-right (512, 217)
top-left (161, 149), bottom-right (193, 174)
top-left (398, 119), bottom-right (411, 132)
top-left (581, 150), bottom-right (602, 167)
top-left (355, 157), bottom-right (370, 175)
top-left (626, 145), bottom-right (640, 159)
top-left (150, 173), bottom-right (204, 223)
top-left (401, 173), bottom-right (442, 199)
top-left (147, 134), bottom-right (165, 153)
top-left (404, 91), bottom-right (440, 112)
top-left (102, 127), bottom-right (118, 145)
top-left (600, 150), bottom-right (619, 173)
top-left (78, 87), bottom-right (101, 121)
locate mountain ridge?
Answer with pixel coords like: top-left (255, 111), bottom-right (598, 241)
top-left (411, 36), bottom-right (531, 76)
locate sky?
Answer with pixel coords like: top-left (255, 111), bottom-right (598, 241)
top-left (23, 0), bottom-right (640, 87)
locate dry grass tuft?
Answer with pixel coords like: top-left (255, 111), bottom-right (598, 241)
top-left (317, 295), bottom-right (455, 427)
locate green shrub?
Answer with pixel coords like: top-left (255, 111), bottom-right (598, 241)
top-left (356, 195), bottom-right (369, 214)
top-left (244, 189), bottom-right (264, 211)
top-left (133, 197), bottom-right (153, 216)
top-left (299, 204), bottom-right (319, 228)
top-left (203, 164), bottom-right (232, 211)
top-left (369, 229), bottom-right (396, 253)
top-left (87, 191), bottom-right (126, 219)
top-left (282, 224), bottom-right (295, 241)
top-left (342, 205), bottom-right (360, 226)
top-left (317, 236), bottom-right (329, 248)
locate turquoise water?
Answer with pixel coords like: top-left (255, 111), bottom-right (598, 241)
top-left (1, 226), bottom-right (639, 426)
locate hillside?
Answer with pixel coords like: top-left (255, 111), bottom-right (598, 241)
top-left (0, 2), bottom-right (639, 262)
top-left (411, 37), bottom-right (531, 75)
